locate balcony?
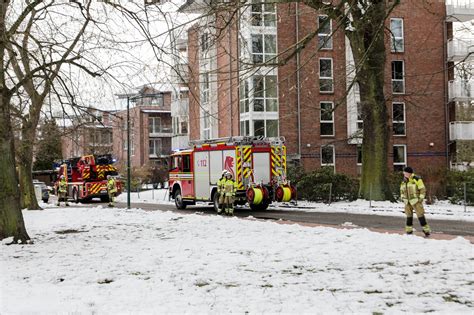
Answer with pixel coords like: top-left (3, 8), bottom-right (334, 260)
top-left (446, 0), bottom-right (474, 22)
top-left (175, 38), bottom-right (187, 51)
top-left (149, 152), bottom-right (170, 158)
top-left (447, 38), bottom-right (474, 62)
top-left (450, 121), bottom-right (474, 140)
top-left (149, 127), bottom-right (172, 138)
top-left (448, 80), bottom-right (474, 101)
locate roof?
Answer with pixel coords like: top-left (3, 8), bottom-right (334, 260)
top-left (178, 0), bottom-right (210, 13)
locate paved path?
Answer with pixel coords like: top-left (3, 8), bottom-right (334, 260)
top-left (115, 202), bottom-right (474, 242)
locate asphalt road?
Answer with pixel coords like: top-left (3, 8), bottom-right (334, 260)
top-left (115, 201), bottom-right (474, 239)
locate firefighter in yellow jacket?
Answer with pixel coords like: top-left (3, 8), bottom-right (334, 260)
top-left (56, 175), bottom-right (69, 207)
top-left (217, 170), bottom-right (227, 214)
top-left (400, 167), bottom-right (431, 236)
top-left (223, 172), bottom-right (238, 216)
top-left (107, 175), bottom-right (117, 207)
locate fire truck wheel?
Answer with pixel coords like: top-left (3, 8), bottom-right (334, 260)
top-left (212, 192), bottom-right (220, 213)
top-left (174, 188), bottom-right (187, 210)
top-left (72, 188), bottom-right (79, 204)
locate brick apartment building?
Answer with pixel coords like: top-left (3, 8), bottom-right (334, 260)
top-left (113, 85), bottom-right (173, 170)
top-left (61, 85), bottom-right (173, 171)
top-left (61, 108), bottom-right (115, 159)
top-left (177, 0), bottom-right (474, 176)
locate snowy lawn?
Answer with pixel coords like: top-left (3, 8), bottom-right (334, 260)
top-left (116, 189), bottom-right (474, 222)
top-left (1, 206), bottom-right (473, 314)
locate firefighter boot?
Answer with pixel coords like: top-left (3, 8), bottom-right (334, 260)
top-left (418, 216), bottom-right (431, 237)
top-left (405, 217), bottom-right (413, 235)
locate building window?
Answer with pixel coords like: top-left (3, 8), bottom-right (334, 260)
top-left (356, 145), bottom-right (362, 165)
top-left (393, 145), bottom-right (406, 172)
top-left (201, 72), bottom-right (209, 104)
top-left (240, 120), bottom-right (250, 136)
top-left (251, 34), bottom-right (277, 64)
top-left (201, 32), bottom-right (209, 52)
top-left (149, 139), bottom-right (162, 156)
top-left (356, 101), bottom-right (364, 131)
top-left (203, 111), bottom-right (210, 139)
top-left (391, 61), bottom-right (405, 94)
top-left (254, 120), bottom-right (265, 136)
top-left (240, 80), bottom-right (249, 113)
top-left (390, 18), bottom-right (404, 53)
top-left (180, 121), bottom-right (188, 134)
top-left (266, 120), bottom-right (278, 137)
top-left (150, 95), bottom-right (163, 106)
top-left (321, 145), bottom-right (335, 167)
top-left (253, 75), bottom-right (278, 112)
top-left (318, 15), bottom-right (332, 50)
top-left (320, 102), bottom-right (334, 136)
top-left (319, 58), bottom-right (333, 93)
top-left (149, 116), bottom-right (162, 134)
top-left (123, 135), bottom-right (135, 155)
top-left (392, 102), bottom-right (406, 136)
top-left (251, 0), bottom-right (276, 27)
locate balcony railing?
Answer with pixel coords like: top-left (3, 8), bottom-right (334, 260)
top-left (447, 38), bottom-right (474, 62)
top-left (149, 127), bottom-right (172, 137)
top-left (450, 121), bottom-right (474, 140)
top-left (448, 80), bottom-right (474, 101)
top-left (446, 0), bottom-right (474, 22)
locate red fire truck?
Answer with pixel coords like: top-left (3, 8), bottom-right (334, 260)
top-left (55, 154), bottom-right (122, 203)
top-left (168, 136), bottom-right (296, 211)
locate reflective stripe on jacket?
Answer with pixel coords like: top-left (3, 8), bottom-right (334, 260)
top-left (107, 179), bottom-right (117, 193)
top-left (58, 179), bottom-right (67, 193)
top-left (224, 179), bottom-right (238, 197)
top-left (400, 174), bottom-right (426, 205)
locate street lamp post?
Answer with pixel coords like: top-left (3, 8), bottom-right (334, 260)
top-left (127, 96), bottom-right (131, 209)
top-left (118, 91), bottom-right (164, 210)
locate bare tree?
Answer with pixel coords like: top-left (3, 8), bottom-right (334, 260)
top-left (0, 0), bottom-right (178, 241)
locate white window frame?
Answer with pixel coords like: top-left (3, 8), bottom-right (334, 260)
top-left (392, 102), bottom-right (406, 136)
top-left (252, 75), bottom-right (278, 113)
top-left (149, 138), bottom-right (162, 157)
top-left (393, 144), bottom-right (407, 169)
top-left (356, 101), bottom-right (364, 132)
top-left (201, 72), bottom-right (210, 104)
top-left (251, 34), bottom-right (277, 64)
top-left (239, 80), bottom-right (250, 114)
top-left (391, 60), bottom-right (405, 94)
top-left (390, 18), bottom-right (404, 53)
top-left (318, 15), bottom-right (333, 50)
top-left (321, 145), bottom-right (335, 167)
top-left (251, 0), bottom-right (276, 27)
top-left (320, 101), bottom-right (335, 137)
top-left (203, 111), bottom-right (210, 140)
top-left (149, 116), bottom-right (162, 134)
top-left (319, 58), bottom-right (334, 93)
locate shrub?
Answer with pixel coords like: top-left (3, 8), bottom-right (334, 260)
top-left (293, 167), bottom-right (359, 202)
top-left (446, 169), bottom-right (474, 205)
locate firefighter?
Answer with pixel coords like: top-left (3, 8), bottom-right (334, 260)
top-left (223, 172), bottom-right (238, 216)
top-left (400, 166), bottom-right (431, 236)
top-left (56, 175), bottom-right (69, 207)
top-left (107, 175), bottom-right (117, 207)
top-left (217, 170), bottom-right (228, 214)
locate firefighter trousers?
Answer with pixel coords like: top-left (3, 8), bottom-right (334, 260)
top-left (404, 201), bottom-right (425, 218)
top-left (224, 195), bottom-right (234, 214)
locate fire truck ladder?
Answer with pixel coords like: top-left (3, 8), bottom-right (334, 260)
top-left (190, 136), bottom-right (286, 147)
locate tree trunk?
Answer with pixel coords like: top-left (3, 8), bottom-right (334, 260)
top-left (0, 95), bottom-right (31, 243)
top-left (349, 1), bottom-right (394, 201)
top-left (18, 122), bottom-right (41, 210)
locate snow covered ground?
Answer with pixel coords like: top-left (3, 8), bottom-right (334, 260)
top-left (1, 205), bottom-right (473, 314)
top-left (116, 189), bottom-right (474, 222)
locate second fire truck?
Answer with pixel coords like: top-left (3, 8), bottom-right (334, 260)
top-left (55, 154), bottom-right (122, 203)
top-left (168, 136), bottom-right (296, 211)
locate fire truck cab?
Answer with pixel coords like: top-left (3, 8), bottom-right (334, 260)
top-left (169, 136), bottom-right (296, 211)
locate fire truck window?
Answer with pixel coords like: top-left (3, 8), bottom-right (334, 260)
top-left (172, 156), bottom-right (182, 171)
top-left (183, 155), bottom-right (191, 172)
